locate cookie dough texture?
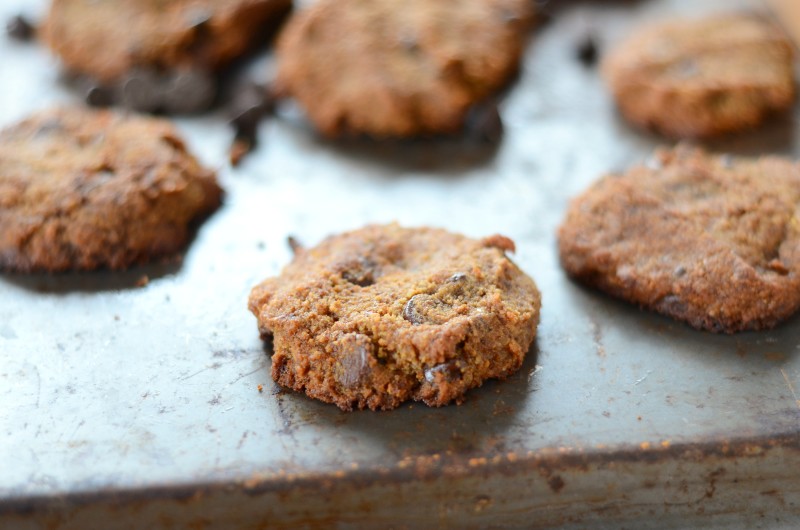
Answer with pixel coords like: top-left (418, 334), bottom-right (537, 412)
top-left (603, 13), bottom-right (795, 138)
top-left (43, 0), bottom-right (292, 83)
top-left (558, 146), bottom-right (800, 333)
top-left (276, 0), bottom-right (533, 137)
top-left (248, 224), bottom-right (541, 411)
top-left (0, 107), bottom-right (222, 272)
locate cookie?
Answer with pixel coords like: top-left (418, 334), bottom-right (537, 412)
top-left (43, 0), bottom-right (292, 84)
top-left (248, 224), bottom-right (541, 411)
top-left (603, 13), bottom-right (795, 138)
top-left (557, 146), bottom-right (800, 333)
top-left (0, 107), bottom-right (222, 272)
top-left (275, 0), bottom-right (533, 138)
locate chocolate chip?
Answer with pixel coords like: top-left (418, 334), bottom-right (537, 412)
top-left (6, 15), bottom-right (35, 42)
top-left (403, 294), bottom-right (450, 325)
top-left (120, 69), bottom-right (164, 113)
top-left (575, 34), bottom-right (598, 67)
top-left (85, 84), bottom-right (116, 108)
top-left (465, 102), bottom-right (503, 144)
top-left (341, 257), bottom-right (376, 287)
top-left (162, 69), bottom-right (216, 114)
top-left (334, 334), bottom-right (373, 388)
top-left (424, 361), bottom-right (460, 383)
top-left (447, 272), bottom-right (468, 283)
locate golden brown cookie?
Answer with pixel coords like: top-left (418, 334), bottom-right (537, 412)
top-left (558, 146), bottom-right (800, 333)
top-left (275, 0), bottom-right (533, 138)
top-left (603, 13), bottom-right (795, 138)
top-left (248, 224), bottom-right (541, 411)
top-left (43, 0), bottom-right (292, 84)
top-left (0, 107), bottom-right (222, 272)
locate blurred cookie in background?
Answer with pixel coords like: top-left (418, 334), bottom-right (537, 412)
top-left (275, 0), bottom-right (534, 138)
top-left (0, 106), bottom-right (222, 272)
top-left (558, 145), bottom-right (800, 333)
top-left (603, 13), bottom-right (795, 139)
top-left (42, 0), bottom-right (292, 113)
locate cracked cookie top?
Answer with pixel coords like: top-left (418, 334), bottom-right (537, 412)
top-left (0, 106), bottom-right (222, 272)
top-left (558, 145), bottom-right (800, 333)
top-left (248, 224), bottom-right (541, 411)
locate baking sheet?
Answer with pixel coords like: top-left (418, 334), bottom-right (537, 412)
top-left (1, 0), bottom-right (799, 528)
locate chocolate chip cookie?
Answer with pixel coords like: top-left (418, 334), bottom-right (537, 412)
top-left (0, 107), bottom-right (222, 272)
top-left (275, 0), bottom-right (533, 137)
top-left (603, 13), bottom-right (795, 138)
top-left (558, 146), bottom-right (800, 333)
top-left (43, 0), bottom-right (292, 84)
top-left (248, 224), bottom-right (541, 411)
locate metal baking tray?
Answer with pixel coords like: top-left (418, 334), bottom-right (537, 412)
top-left (1, 0), bottom-right (799, 528)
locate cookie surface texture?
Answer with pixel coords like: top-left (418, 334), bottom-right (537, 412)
top-left (43, 0), bottom-right (292, 83)
top-left (603, 13), bottom-right (795, 138)
top-left (276, 0), bottom-right (533, 137)
top-left (0, 107), bottom-right (222, 272)
top-left (558, 146), bottom-right (800, 333)
top-left (248, 224), bottom-right (542, 411)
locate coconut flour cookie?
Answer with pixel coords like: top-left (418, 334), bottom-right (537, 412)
top-left (558, 146), bottom-right (800, 333)
top-left (43, 0), bottom-right (292, 84)
top-left (275, 0), bottom-right (533, 137)
top-left (0, 107), bottom-right (222, 272)
top-left (603, 13), bottom-right (795, 139)
top-left (248, 224), bottom-right (541, 411)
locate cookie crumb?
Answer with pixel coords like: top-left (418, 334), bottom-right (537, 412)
top-left (6, 15), bottom-right (35, 42)
top-left (136, 275), bottom-right (150, 287)
top-left (575, 33), bottom-right (598, 66)
top-left (257, 384), bottom-right (264, 393)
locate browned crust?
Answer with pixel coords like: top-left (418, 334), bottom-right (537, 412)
top-left (603, 13), bottom-right (795, 139)
top-left (557, 146), bottom-right (800, 333)
top-left (248, 224), bottom-right (541, 411)
top-left (42, 0), bottom-right (292, 83)
top-left (0, 107), bottom-right (222, 272)
top-left (275, 0), bottom-right (533, 138)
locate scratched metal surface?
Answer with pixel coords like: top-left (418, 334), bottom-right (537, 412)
top-left (1, 0), bottom-right (800, 528)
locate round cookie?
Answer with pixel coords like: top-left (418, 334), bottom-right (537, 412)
top-left (0, 107), bottom-right (222, 272)
top-left (275, 0), bottom-right (533, 138)
top-left (248, 224), bottom-right (541, 411)
top-left (558, 146), bottom-right (800, 333)
top-left (603, 13), bottom-right (795, 139)
top-left (42, 0), bottom-right (292, 84)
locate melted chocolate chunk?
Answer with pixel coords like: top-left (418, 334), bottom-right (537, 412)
top-left (334, 334), bottom-right (373, 388)
top-left (424, 360), bottom-right (460, 383)
top-left (403, 294), bottom-right (451, 325)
